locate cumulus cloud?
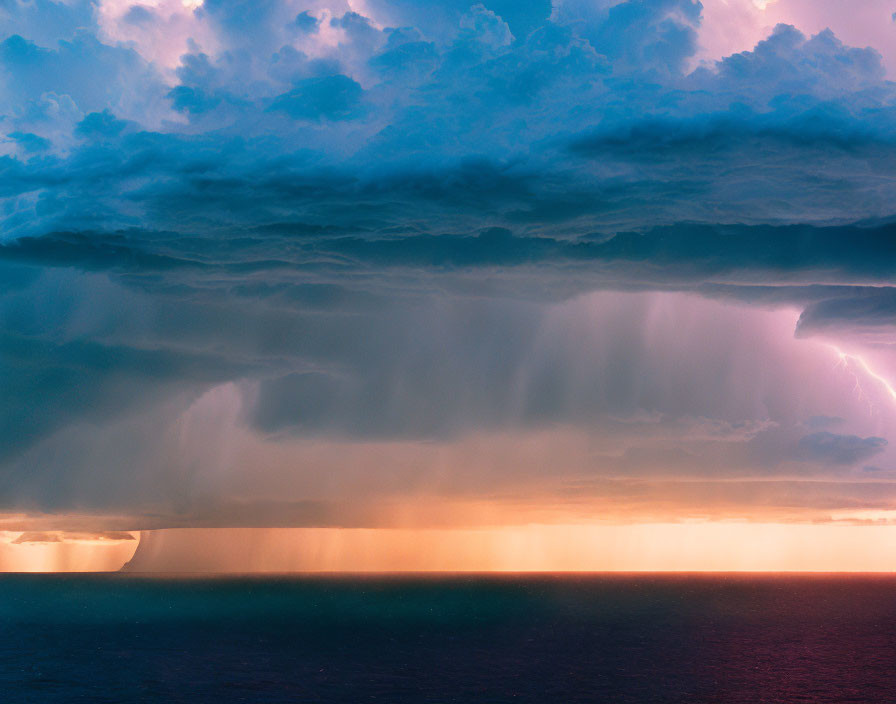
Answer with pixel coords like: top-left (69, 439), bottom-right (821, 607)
top-left (4, 2), bottom-right (896, 236)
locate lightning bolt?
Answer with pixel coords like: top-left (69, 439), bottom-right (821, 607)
top-left (828, 345), bottom-right (896, 413)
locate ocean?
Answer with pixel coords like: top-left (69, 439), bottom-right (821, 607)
top-left (2, 573), bottom-right (895, 703)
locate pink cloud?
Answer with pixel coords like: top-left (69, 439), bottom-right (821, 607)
top-left (698, 0), bottom-right (896, 75)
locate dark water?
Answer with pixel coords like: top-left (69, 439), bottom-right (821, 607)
top-left (3, 574), bottom-right (896, 703)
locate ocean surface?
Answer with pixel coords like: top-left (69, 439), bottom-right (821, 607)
top-left (2, 573), bottom-right (896, 703)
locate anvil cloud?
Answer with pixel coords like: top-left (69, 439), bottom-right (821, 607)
top-left (2, 0), bottom-right (896, 569)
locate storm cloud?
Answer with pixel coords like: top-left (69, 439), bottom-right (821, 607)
top-left (2, 0), bottom-right (896, 529)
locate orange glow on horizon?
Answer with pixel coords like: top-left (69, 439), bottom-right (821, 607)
top-left (5, 522), bottom-right (896, 573)
top-left (0, 531), bottom-right (138, 572)
top-left (124, 523), bottom-right (896, 573)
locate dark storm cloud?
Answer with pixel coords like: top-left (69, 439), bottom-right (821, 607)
top-left (6, 222), bottom-right (896, 282)
top-left (268, 74), bottom-right (365, 120)
top-left (796, 288), bottom-right (896, 339)
top-left (3, 0), bottom-right (896, 522)
top-left (4, 2), bottom-right (896, 238)
top-left (0, 312), bottom-right (245, 462)
top-left (797, 432), bottom-right (888, 465)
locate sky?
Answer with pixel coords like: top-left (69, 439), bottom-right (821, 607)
top-left (2, 0), bottom-right (896, 571)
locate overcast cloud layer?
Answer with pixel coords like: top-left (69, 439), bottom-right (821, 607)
top-left (3, 0), bottom-right (896, 530)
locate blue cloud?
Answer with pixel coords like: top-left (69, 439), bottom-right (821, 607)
top-left (8, 131), bottom-right (51, 153)
top-left (268, 74), bottom-right (364, 121)
top-left (796, 288), bottom-right (896, 337)
top-left (1, 2), bottom-right (892, 243)
top-left (75, 110), bottom-right (129, 139)
top-left (294, 11), bottom-right (320, 34)
top-left (562, 0), bottom-right (701, 76)
top-left (798, 432), bottom-right (888, 465)
top-left (0, 31), bottom-right (166, 122)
